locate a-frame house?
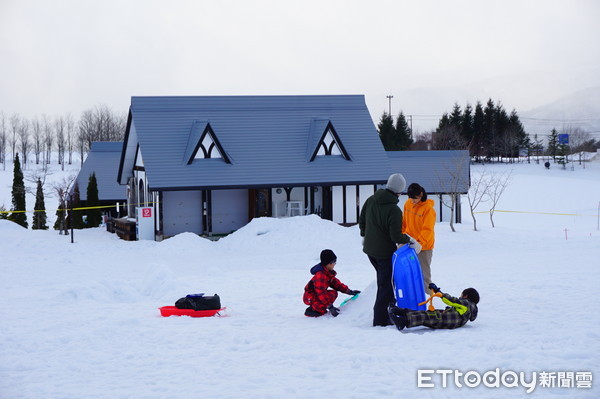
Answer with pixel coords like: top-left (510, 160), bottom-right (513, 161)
top-left (117, 95), bottom-right (394, 239)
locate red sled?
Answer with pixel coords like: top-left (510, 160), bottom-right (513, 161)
top-left (159, 306), bottom-right (226, 317)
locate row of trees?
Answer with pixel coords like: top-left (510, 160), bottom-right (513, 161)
top-left (433, 99), bottom-right (528, 160)
top-left (0, 105), bottom-right (126, 171)
top-left (377, 111), bottom-right (413, 151)
top-left (1, 153), bottom-right (102, 231)
top-left (377, 99), bottom-right (600, 161)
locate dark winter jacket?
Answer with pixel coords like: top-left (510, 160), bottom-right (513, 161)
top-left (406, 293), bottom-right (478, 330)
top-left (359, 189), bottom-right (411, 258)
top-left (304, 264), bottom-right (350, 303)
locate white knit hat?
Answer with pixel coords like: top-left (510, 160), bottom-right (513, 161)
top-left (386, 173), bottom-right (406, 194)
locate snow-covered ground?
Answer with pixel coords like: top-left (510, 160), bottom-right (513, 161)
top-left (1, 158), bottom-right (599, 398)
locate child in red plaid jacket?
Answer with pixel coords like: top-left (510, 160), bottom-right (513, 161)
top-left (303, 249), bottom-right (360, 317)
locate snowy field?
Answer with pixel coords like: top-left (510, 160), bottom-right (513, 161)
top-left (1, 157), bottom-right (599, 399)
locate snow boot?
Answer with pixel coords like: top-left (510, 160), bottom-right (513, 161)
top-left (388, 304), bottom-right (408, 331)
top-left (305, 307), bottom-right (323, 317)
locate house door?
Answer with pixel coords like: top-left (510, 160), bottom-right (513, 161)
top-left (248, 189), bottom-right (272, 219)
top-left (321, 186), bottom-right (333, 220)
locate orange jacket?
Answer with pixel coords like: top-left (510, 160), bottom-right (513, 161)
top-left (402, 199), bottom-right (436, 251)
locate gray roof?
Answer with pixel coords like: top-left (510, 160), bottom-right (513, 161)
top-left (76, 141), bottom-right (127, 201)
top-left (387, 150), bottom-right (471, 194)
top-left (119, 95), bottom-right (393, 190)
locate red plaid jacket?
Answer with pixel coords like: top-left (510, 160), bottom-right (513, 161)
top-left (304, 264), bottom-right (350, 304)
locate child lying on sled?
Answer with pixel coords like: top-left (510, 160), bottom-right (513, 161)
top-left (388, 283), bottom-right (479, 331)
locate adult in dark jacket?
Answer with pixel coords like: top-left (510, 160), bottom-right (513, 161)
top-left (359, 173), bottom-right (421, 327)
top-left (303, 249), bottom-right (360, 317)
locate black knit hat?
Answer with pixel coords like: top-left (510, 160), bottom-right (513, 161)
top-left (462, 288), bottom-right (480, 304)
top-left (320, 249), bottom-right (337, 266)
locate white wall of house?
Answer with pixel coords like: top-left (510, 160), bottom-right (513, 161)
top-left (271, 189), bottom-right (288, 218)
top-left (162, 190), bottom-right (203, 236)
top-left (211, 189), bottom-right (248, 234)
top-left (331, 184), bottom-right (377, 224)
top-left (271, 187), bottom-right (323, 217)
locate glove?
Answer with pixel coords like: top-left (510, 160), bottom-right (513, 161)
top-left (347, 290), bottom-right (361, 296)
top-left (407, 235), bottom-right (422, 254)
top-left (428, 283), bottom-right (441, 293)
top-left (328, 305), bottom-right (340, 317)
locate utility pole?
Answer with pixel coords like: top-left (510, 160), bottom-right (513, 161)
top-left (408, 115), bottom-right (413, 139)
top-left (386, 95), bottom-right (393, 116)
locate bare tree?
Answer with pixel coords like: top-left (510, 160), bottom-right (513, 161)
top-left (487, 170), bottom-right (513, 227)
top-left (9, 113), bottom-right (20, 160)
top-left (0, 112), bottom-right (6, 170)
top-left (55, 115), bottom-right (66, 171)
top-left (566, 126), bottom-right (591, 166)
top-left (51, 172), bottom-right (77, 234)
top-left (78, 110), bottom-right (94, 167)
top-left (25, 167), bottom-right (54, 197)
top-left (467, 170), bottom-right (491, 231)
top-left (66, 113), bottom-right (75, 165)
top-left (433, 126), bottom-right (468, 151)
top-left (42, 115), bottom-right (53, 166)
top-left (18, 118), bottom-right (30, 168)
top-left (435, 152), bottom-right (470, 232)
top-left (31, 117), bottom-right (43, 165)
top-left (410, 131), bottom-right (433, 151)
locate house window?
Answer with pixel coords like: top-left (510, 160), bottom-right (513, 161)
top-left (310, 122), bottom-right (350, 161)
top-left (195, 130), bottom-right (222, 160)
top-left (316, 128), bottom-right (343, 156)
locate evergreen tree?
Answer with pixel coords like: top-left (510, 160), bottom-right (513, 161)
top-left (448, 103), bottom-right (463, 132)
top-left (532, 134), bottom-right (545, 157)
top-left (547, 129), bottom-right (559, 161)
top-left (494, 103), bottom-right (509, 160)
top-left (32, 179), bottom-right (48, 230)
top-left (434, 113), bottom-right (465, 150)
top-left (482, 99), bottom-right (496, 159)
top-left (471, 102), bottom-right (485, 160)
top-left (8, 153), bottom-right (27, 228)
top-left (67, 182), bottom-right (84, 229)
top-left (508, 109), bottom-right (529, 158)
top-left (394, 112), bottom-right (413, 150)
top-left (461, 103), bottom-right (474, 149)
top-left (54, 197), bottom-right (67, 234)
top-left (556, 142), bottom-right (570, 168)
top-left (86, 172), bottom-right (102, 227)
top-left (377, 112), bottom-right (395, 151)
top-left (438, 113), bottom-right (451, 130)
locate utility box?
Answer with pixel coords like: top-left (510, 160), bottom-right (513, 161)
top-left (136, 207), bottom-right (155, 240)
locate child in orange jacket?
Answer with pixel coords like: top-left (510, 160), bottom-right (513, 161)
top-left (403, 183), bottom-right (436, 295)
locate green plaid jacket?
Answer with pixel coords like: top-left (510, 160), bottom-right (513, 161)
top-left (406, 293), bottom-right (478, 329)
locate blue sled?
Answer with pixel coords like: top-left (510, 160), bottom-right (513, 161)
top-left (392, 245), bottom-right (426, 311)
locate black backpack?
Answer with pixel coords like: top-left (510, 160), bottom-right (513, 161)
top-left (175, 293), bottom-right (221, 311)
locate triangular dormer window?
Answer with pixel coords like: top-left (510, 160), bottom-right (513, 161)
top-left (310, 122), bottom-right (350, 161)
top-left (184, 122), bottom-right (231, 165)
top-left (195, 128), bottom-right (222, 160)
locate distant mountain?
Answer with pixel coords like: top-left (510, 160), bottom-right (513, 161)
top-left (519, 86), bottom-right (600, 136)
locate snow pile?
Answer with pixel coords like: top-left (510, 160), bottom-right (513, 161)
top-left (1, 161), bottom-right (599, 398)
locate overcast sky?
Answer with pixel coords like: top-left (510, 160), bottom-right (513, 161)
top-left (1, 0), bottom-right (599, 132)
